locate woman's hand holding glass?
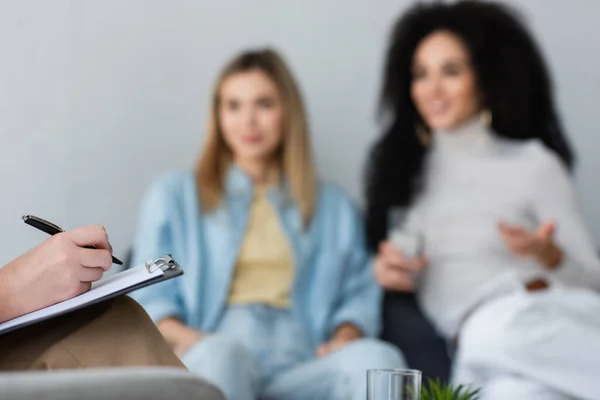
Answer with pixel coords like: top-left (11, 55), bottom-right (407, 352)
top-left (374, 208), bottom-right (427, 292)
top-left (374, 241), bottom-right (427, 292)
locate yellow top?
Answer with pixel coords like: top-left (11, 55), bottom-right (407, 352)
top-left (227, 186), bottom-right (295, 308)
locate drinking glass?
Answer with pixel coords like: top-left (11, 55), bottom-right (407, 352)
top-left (367, 369), bottom-right (422, 400)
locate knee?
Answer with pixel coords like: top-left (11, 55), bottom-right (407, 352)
top-left (113, 295), bottom-right (143, 312)
top-left (183, 335), bottom-right (258, 398)
top-left (207, 336), bottom-right (252, 361)
top-left (77, 295), bottom-right (163, 345)
top-left (458, 303), bottom-right (530, 365)
top-left (341, 339), bottom-right (406, 370)
top-left (458, 316), bottom-right (505, 366)
top-left (104, 296), bottom-right (164, 339)
top-left (185, 335), bottom-right (255, 371)
top-left (109, 295), bottom-right (153, 324)
top-left (35, 296), bottom-right (183, 369)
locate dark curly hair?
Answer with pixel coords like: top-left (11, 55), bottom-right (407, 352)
top-left (364, 0), bottom-right (575, 251)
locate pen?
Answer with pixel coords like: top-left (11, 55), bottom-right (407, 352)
top-left (22, 215), bottom-right (123, 265)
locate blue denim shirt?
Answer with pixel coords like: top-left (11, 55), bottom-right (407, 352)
top-left (130, 167), bottom-right (381, 345)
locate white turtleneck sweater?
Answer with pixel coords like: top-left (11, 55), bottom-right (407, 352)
top-left (408, 117), bottom-right (600, 338)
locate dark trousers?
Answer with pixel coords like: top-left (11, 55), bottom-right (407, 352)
top-left (381, 292), bottom-right (451, 383)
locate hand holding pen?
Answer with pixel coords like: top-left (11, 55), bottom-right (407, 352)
top-left (0, 218), bottom-right (121, 321)
top-left (22, 215), bottom-right (123, 265)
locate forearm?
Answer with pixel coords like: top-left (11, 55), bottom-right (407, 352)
top-left (530, 155), bottom-right (600, 287)
top-left (332, 277), bottom-right (383, 338)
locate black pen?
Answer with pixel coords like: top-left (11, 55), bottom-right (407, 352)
top-left (22, 215), bottom-right (123, 265)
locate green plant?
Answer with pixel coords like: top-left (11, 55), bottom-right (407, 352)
top-left (420, 379), bottom-right (481, 400)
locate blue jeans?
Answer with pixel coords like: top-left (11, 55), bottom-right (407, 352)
top-left (182, 305), bottom-right (405, 400)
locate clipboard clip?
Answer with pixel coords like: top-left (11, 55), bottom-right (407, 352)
top-left (145, 255), bottom-right (180, 273)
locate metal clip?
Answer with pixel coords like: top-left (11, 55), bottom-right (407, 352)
top-left (145, 255), bottom-right (179, 273)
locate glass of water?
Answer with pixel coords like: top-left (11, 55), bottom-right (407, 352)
top-left (387, 207), bottom-right (423, 258)
top-left (367, 369), bottom-right (422, 400)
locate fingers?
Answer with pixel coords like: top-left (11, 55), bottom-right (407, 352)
top-left (67, 225), bottom-right (112, 251)
top-left (499, 221), bottom-right (556, 257)
top-left (317, 340), bottom-right (350, 358)
top-left (79, 266), bottom-right (105, 283)
top-left (382, 267), bottom-right (417, 292)
top-left (78, 281), bottom-right (92, 296)
top-left (498, 222), bottom-right (528, 237)
top-left (375, 242), bottom-right (428, 292)
top-left (500, 232), bottom-right (534, 254)
top-left (374, 241), bottom-right (426, 292)
top-left (499, 221), bottom-right (555, 239)
top-left (381, 243), bottom-right (405, 266)
top-left (78, 247), bottom-right (112, 271)
top-left (401, 257), bottom-right (428, 271)
top-left (375, 258), bottom-right (417, 292)
top-left (379, 241), bottom-right (426, 272)
top-left (537, 221), bottom-right (555, 239)
top-left (499, 222), bottom-right (531, 248)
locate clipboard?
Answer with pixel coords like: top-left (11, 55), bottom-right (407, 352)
top-left (0, 255), bottom-right (184, 335)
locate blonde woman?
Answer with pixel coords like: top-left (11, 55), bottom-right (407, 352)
top-left (131, 49), bottom-right (404, 400)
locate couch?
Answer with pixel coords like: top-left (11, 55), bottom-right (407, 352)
top-left (0, 367), bottom-right (225, 400)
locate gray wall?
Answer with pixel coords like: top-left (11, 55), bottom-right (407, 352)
top-left (1, 0), bottom-right (599, 267)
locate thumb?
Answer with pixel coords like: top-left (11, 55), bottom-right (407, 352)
top-left (537, 221), bottom-right (555, 239)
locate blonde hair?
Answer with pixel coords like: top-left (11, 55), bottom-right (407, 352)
top-left (196, 49), bottom-right (317, 226)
